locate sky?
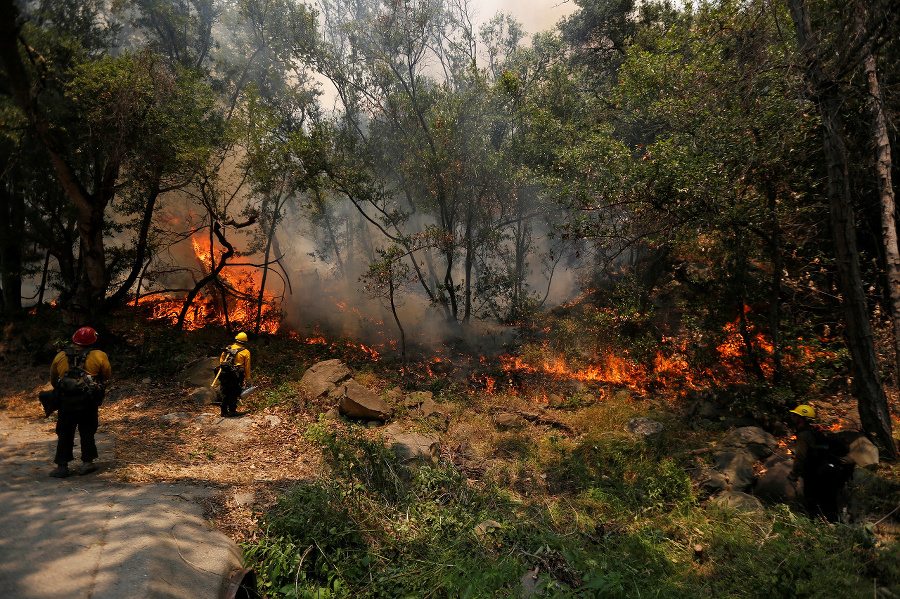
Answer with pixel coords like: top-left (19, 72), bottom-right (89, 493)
top-left (474, 0), bottom-right (576, 37)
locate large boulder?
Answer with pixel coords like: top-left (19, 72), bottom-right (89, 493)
top-left (189, 386), bottom-right (220, 406)
top-left (389, 432), bottom-right (441, 467)
top-left (846, 432), bottom-right (879, 469)
top-left (301, 359), bottom-right (352, 399)
top-left (717, 426), bottom-right (778, 461)
top-left (692, 467), bottom-right (729, 496)
top-left (181, 357), bottom-right (221, 388)
top-left (754, 454), bottom-right (799, 504)
top-left (712, 449), bottom-right (757, 492)
top-left (335, 379), bottom-right (393, 421)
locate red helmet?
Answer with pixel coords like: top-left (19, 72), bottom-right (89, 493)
top-left (72, 327), bottom-right (98, 346)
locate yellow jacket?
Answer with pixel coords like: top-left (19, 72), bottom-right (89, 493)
top-left (51, 348), bottom-right (112, 387)
top-left (220, 343), bottom-right (251, 382)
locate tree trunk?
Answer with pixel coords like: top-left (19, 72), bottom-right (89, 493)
top-left (0, 0), bottom-right (111, 319)
top-left (0, 182), bottom-right (24, 316)
top-left (788, 0), bottom-right (898, 458)
top-left (862, 47), bottom-right (900, 383)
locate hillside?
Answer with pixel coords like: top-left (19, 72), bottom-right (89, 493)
top-left (1, 307), bottom-right (899, 598)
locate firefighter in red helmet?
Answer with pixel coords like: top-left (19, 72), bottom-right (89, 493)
top-left (48, 327), bottom-right (111, 478)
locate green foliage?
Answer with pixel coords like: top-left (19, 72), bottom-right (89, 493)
top-left (551, 435), bottom-right (694, 514)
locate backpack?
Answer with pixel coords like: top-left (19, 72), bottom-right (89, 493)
top-left (810, 427), bottom-right (855, 481)
top-left (57, 349), bottom-right (101, 410)
top-left (217, 346), bottom-right (244, 384)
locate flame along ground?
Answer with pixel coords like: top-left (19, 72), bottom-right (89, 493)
top-left (134, 246), bottom-right (841, 403)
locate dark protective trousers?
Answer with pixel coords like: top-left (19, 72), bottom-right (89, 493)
top-left (54, 407), bottom-right (99, 465)
top-left (221, 377), bottom-right (242, 416)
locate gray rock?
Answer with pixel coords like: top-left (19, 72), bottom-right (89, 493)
top-left (300, 359), bottom-right (352, 399)
top-left (189, 386), bottom-right (220, 406)
top-left (846, 433), bottom-right (879, 469)
top-left (233, 492), bottom-right (255, 507)
top-left (692, 467), bottom-right (728, 496)
top-left (493, 413), bottom-right (526, 430)
top-left (625, 417), bottom-right (663, 441)
top-left (181, 357), bottom-right (221, 388)
top-left (260, 415), bottom-right (282, 428)
top-left (697, 402), bottom-right (721, 420)
top-left (336, 379), bottom-right (393, 421)
top-left (718, 426), bottom-right (778, 461)
top-left (161, 412), bottom-right (192, 423)
top-left (414, 398), bottom-right (450, 430)
top-left (389, 432), bottom-right (440, 466)
top-left (547, 394), bottom-right (565, 409)
top-left (712, 449), bottom-right (757, 492)
top-left (754, 454), bottom-right (799, 504)
top-left (710, 490), bottom-right (764, 513)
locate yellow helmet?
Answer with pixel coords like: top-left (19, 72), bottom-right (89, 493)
top-left (790, 404), bottom-right (816, 419)
top-left (234, 332), bottom-right (248, 343)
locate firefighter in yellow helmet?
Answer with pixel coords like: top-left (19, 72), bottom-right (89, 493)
top-left (788, 404), bottom-right (854, 521)
top-left (216, 332), bottom-right (251, 417)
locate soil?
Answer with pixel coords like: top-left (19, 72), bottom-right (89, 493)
top-left (0, 358), bottom-right (323, 545)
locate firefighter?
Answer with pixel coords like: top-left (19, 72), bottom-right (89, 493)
top-left (49, 327), bottom-right (111, 478)
top-left (787, 404), bottom-right (855, 522)
top-left (217, 332), bottom-right (251, 417)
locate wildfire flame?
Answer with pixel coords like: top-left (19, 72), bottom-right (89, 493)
top-left (136, 235), bottom-right (281, 333)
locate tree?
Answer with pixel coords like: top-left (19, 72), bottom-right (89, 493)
top-left (786, 0), bottom-right (896, 458)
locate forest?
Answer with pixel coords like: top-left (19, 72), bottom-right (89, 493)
top-left (1, 0), bottom-right (900, 597)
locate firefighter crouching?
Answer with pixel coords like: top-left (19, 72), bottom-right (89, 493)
top-left (216, 332), bottom-right (251, 418)
top-left (49, 327), bottom-right (111, 478)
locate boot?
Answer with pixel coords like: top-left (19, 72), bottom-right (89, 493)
top-left (49, 464), bottom-right (70, 478)
top-left (78, 461), bottom-right (98, 475)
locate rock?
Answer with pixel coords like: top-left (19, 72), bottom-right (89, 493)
top-left (414, 398), bottom-right (450, 431)
top-left (846, 433), bottom-right (879, 469)
top-left (625, 417), bottom-right (663, 441)
top-left (381, 422), bottom-right (406, 437)
top-left (614, 389), bottom-right (632, 403)
top-left (712, 450), bottom-right (757, 492)
top-left (260, 415), bottom-right (282, 428)
top-left (493, 413), bottom-right (525, 430)
top-left (389, 432), bottom-right (440, 466)
top-left (547, 394), bottom-right (565, 409)
top-left (335, 379), bottom-right (393, 421)
top-left (385, 387), bottom-right (404, 402)
top-left (697, 401), bottom-right (721, 420)
top-left (710, 490), bottom-right (764, 513)
top-left (754, 454), bottom-right (799, 504)
top-left (233, 492), bottom-right (255, 507)
top-left (474, 520), bottom-right (502, 539)
top-left (300, 359), bottom-right (352, 399)
top-left (181, 357), bottom-right (221, 388)
top-left (692, 467), bottom-right (728, 496)
top-left (718, 426), bottom-right (778, 461)
top-left (189, 386), bottom-right (220, 406)
top-left (161, 412), bottom-right (192, 423)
